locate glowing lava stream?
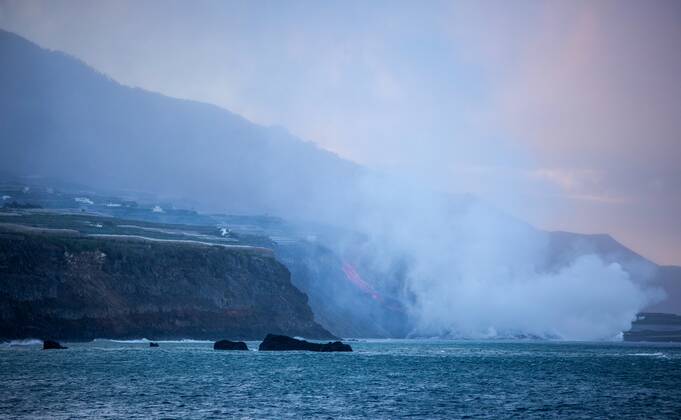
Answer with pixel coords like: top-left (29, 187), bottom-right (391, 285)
top-left (342, 262), bottom-right (382, 301)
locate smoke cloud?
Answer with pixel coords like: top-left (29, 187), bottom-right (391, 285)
top-left (341, 174), bottom-right (663, 340)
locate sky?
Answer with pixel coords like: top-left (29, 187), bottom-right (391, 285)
top-left (1, 0), bottom-right (680, 265)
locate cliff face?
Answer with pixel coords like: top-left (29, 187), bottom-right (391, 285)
top-left (624, 312), bottom-right (681, 342)
top-left (0, 227), bottom-right (333, 340)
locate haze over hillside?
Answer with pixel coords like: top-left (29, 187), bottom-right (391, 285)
top-left (1, 28), bottom-right (679, 340)
top-left (0, 29), bottom-right (363, 222)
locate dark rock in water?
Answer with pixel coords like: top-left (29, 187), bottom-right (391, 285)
top-left (149, 342), bottom-right (159, 347)
top-left (258, 334), bottom-right (352, 352)
top-left (213, 340), bottom-right (248, 351)
top-left (42, 340), bottom-right (67, 350)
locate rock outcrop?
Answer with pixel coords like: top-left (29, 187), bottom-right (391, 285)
top-left (258, 334), bottom-right (352, 352)
top-left (42, 339), bottom-right (67, 350)
top-left (624, 312), bottom-right (681, 342)
top-left (213, 339), bottom-right (248, 350)
top-left (0, 225), bottom-right (333, 341)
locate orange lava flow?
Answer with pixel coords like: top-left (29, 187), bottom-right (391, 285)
top-left (342, 262), bottom-right (381, 301)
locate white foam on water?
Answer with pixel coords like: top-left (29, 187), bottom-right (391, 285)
top-left (92, 338), bottom-right (212, 344)
top-left (4, 339), bottom-right (43, 346)
top-left (156, 339), bottom-right (213, 344)
top-left (630, 352), bottom-right (670, 359)
top-left (93, 338), bottom-right (150, 343)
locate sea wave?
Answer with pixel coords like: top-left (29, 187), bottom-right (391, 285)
top-left (92, 338), bottom-right (213, 344)
top-left (630, 352), bottom-right (670, 359)
top-left (2, 339), bottom-right (43, 346)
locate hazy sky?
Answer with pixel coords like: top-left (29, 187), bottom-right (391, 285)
top-left (1, 0), bottom-right (680, 265)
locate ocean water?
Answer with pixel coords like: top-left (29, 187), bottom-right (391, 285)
top-left (1, 339), bottom-right (680, 419)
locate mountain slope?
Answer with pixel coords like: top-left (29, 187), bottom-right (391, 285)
top-left (0, 29), bottom-right (362, 220)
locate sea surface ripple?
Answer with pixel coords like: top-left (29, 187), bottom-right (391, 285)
top-left (1, 339), bottom-right (680, 419)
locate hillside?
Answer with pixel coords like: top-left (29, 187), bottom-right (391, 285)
top-left (0, 29), bottom-right (362, 220)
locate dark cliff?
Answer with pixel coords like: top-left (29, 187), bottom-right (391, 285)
top-left (0, 225), bottom-right (333, 340)
top-left (623, 312), bottom-right (681, 342)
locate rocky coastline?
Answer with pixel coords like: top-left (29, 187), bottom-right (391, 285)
top-left (0, 225), bottom-right (333, 341)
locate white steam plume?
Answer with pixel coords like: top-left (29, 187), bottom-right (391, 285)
top-left (346, 174), bottom-right (663, 340)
